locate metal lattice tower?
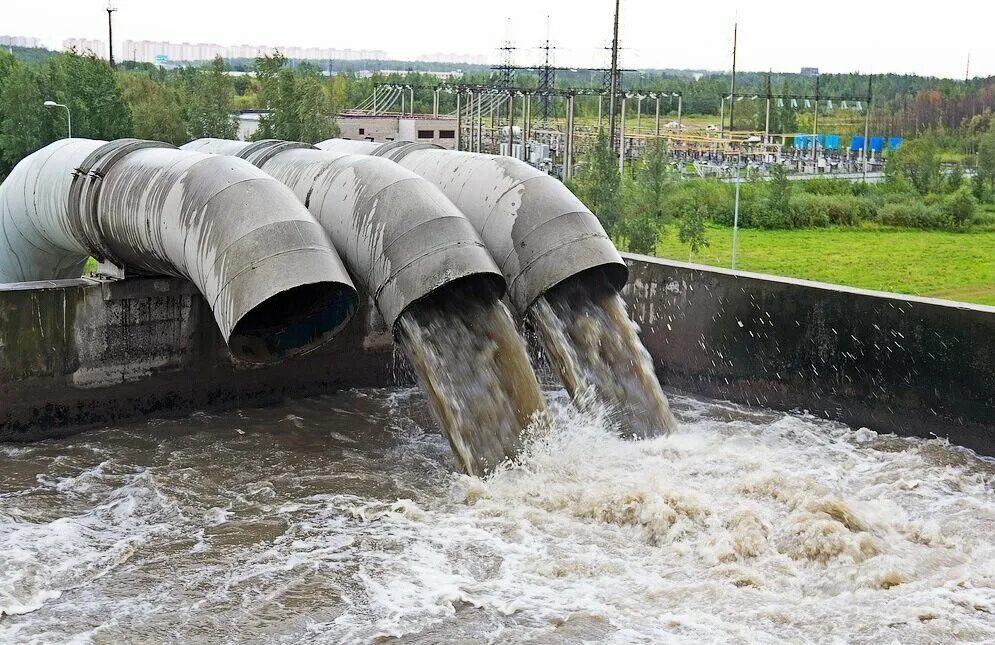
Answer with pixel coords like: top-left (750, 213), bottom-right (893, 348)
top-left (537, 36), bottom-right (556, 123)
top-left (495, 19), bottom-right (516, 87)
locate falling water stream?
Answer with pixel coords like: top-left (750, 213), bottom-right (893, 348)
top-left (396, 283), bottom-right (547, 476)
top-left (530, 273), bottom-right (679, 437)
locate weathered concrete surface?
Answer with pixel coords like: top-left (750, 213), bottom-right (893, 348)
top-left (0, 277), bottom-right (395, 441)
top-left (623, 255), bottom-right (995, 456)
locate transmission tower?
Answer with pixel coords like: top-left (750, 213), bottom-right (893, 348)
top-left (495, 18), bottom-right (517, 87)
top-left (537, 17), bottom-right (556, 123)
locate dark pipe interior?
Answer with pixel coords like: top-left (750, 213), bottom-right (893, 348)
top-left (228, 282), bottom-right (358, 364)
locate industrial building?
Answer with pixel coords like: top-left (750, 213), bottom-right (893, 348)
top-left (337, 114), bottom-right (459, 150)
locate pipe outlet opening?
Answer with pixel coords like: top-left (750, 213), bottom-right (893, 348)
top-left (227, 281), bottom-right (358, 364)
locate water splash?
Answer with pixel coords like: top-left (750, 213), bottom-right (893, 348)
top-left (397, 283), bottom-right (547, 476)
top-left (1, 391), bottom-right (993, 642)
top-left (529, 274), bottom-right (678, 437)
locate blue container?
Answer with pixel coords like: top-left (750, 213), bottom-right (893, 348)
top-left (888, 137), bottom-right (903, 150)
top-left (870, 136), bottom-right (885, 153)
top-left (850, 135), bottom-right (865, 152)
top-left (825, 134), bottom-right (840, 150)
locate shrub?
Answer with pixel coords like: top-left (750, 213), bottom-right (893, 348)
top-left (877, 201), bottom-right (952, 229)
top-left (940, 185), bottom-right (977, 227)
top-left (799, 177), bottom-right (857, 197)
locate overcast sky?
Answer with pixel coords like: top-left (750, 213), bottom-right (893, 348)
top-left (4, 0), bottom-right (991, 79)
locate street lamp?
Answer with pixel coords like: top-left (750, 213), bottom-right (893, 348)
top-left (43, 100), bottom-right (72, 139)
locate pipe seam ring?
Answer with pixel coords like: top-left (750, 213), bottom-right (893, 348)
top-left (68, 139), bottom-right (176, 267)
top-left (236, 140), bottom-right (316, 168)
top-left (375, 141), bottom-right (442, 163)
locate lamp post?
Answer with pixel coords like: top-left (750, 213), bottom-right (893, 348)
top-left (43, 100), bottom-right (71, 139)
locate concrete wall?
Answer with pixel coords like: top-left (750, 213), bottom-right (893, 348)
top-left (622, 255), bottom-right (995, 455)
top-left (3, 257), bottom-right (994, 455)
top-left (337, 115), bottom-right (400, 143)
top-left (397, 117), bottom-right (458, 149)
top-left (0, 277), bottom-right (396, 441)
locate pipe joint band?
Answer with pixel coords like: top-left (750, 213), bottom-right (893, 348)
top-left (236, 140), bottom-right (316, 168)
top-left (68, 139), bottom-right (175, 265)
top-left (375, 141), bottom-right (442, 163)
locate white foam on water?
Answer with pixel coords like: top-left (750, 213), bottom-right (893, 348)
top-left (0, 390), bottom-right (993, 643)
top-left (323, 396), bottom-right (995, 643)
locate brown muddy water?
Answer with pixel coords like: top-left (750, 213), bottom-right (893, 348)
top-left (2, 388), bottom-right (993, 643)
top-left (531, 275), bottom-right (678, 437)
top-left (397, 287), bottom-right (546, 476)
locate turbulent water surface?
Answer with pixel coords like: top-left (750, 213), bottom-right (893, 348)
top-left (1, 388), bottom-right (994, 643)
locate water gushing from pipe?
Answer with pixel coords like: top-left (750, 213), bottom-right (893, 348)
top-left (530, 272), bottom-right (678, 437)
top-left (397, 281), bottom-right (547, 476)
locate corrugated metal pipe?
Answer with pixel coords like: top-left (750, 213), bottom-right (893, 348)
top-left (314, 139), bottom-right (627, 316)
top-left (0, 138), bottom-right (359, 363)
top-left (180, 139), bottom-right (504, 330)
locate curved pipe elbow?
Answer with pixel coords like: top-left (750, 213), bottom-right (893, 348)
top-left (316, 140), bottom-right (627, 315)
top-left (186, 141), bottom-right (505, 331)
top-left (1, 139), bottom-right (359, 364)
top-left (96, 148), bottom-right (359, 363)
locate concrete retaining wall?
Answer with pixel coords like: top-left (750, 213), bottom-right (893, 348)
top-left (623, 255), bottom-right (995, 455)
top-left (0, 277), bottom-right (396, 441)
top-left (3, 258), bottom-right (994, 455)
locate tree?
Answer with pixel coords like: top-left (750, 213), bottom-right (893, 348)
top-left (122, 74), bottom-right (187, 144)
top-left (622, 139), bottom-right (673, 254)
top-left (887, 136), bottom-right (940, 195)
top-left (251, 53), bottom-right (290, 140)
top-left (977, 130), bottom-right (995, 198)
top-left (44, 51), bottom-right (132, 140)
top-left (945, 163), bottom-right (964, 193)
top-left (186, 56), bottom-right (237, 140)
top-left (678, 204), bottom-right (709, 259)
top-left (573, 129), bottom-right (622, 238)
top-left (295, 64), bottom-right (337, 143)
top-left (0, 64), bottom-right (46, 173)
top-left (766, 163), bottom-right (792, 214)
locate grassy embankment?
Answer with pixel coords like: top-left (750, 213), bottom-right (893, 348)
top-left (654, 221), bottom-right (995, 306)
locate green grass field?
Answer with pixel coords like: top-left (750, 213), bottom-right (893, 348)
top-left (654, 225), bottom-right (995, 306)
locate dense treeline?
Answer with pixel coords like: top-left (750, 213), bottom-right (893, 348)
top-left (3, 45), bottom-right (995, 182)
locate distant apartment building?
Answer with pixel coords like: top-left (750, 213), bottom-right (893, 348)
top-left (63, 38), bottom-right (107, 58)
top-left (0, 35), bottom-right (43, 49)
top-left (121, 40), bottom-right (388, 64)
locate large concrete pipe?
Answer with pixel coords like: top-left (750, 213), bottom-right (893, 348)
top-left (315, 139), bottom-right (627, 315)
top-left (180, 139), bottom-right (504, 329)
top-left (0, 138), bottom-right (359, 363)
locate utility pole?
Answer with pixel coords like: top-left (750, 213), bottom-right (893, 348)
top-left (106, 1), bottom-right (117, 67)
top-left (728, 19), bottom-right (738, 132)
top-left (608, 0), bottom-right (621, 152)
